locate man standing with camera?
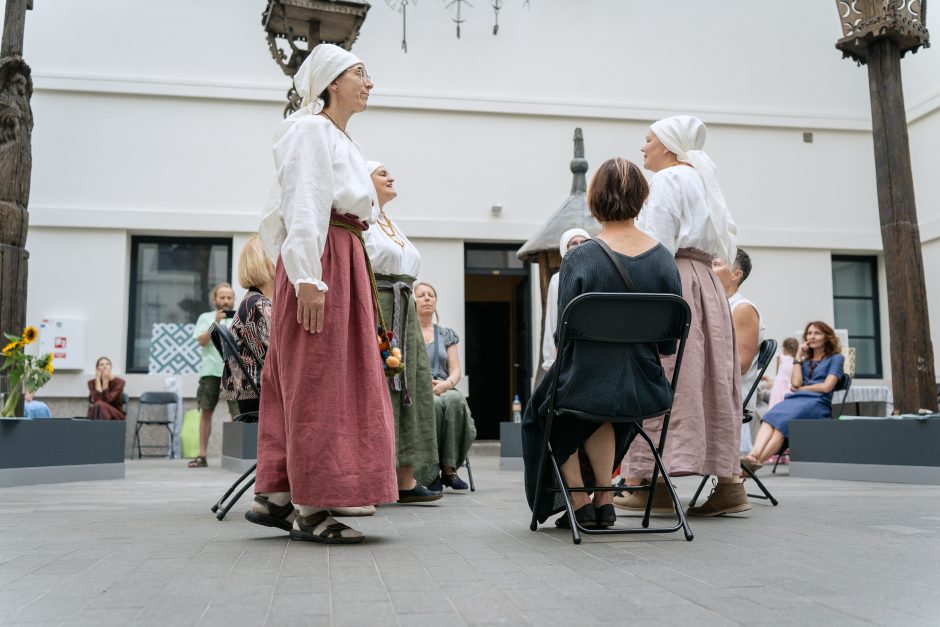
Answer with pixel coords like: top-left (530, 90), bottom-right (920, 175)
top-left (188, 282), bottom-right (238, 468)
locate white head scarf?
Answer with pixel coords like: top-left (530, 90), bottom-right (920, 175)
top-left (365, 161), bottom-right (384, 174)
top-left (650, 115), bottom-right (737, 265)
top-left (559, 228), bottom-right (591, 257)
top-left (295, 44), bottom-right (362, 113)
top-left (271, 44), bottom-right (362, 145)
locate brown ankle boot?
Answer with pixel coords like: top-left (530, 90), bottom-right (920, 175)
top-left (612, 481), bottom-right (674, 513)
top-left (686, 480), bottom-right (751, 517)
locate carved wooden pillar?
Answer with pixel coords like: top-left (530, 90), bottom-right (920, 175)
top-left (1, 0), bottom-right (33, 417)
top-left (835, 0), bottom-right (937, 413)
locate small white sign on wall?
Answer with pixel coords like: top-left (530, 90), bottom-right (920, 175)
top-left (38, 319), bottom-right (86, 371)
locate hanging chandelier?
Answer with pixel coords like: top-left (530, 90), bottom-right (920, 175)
top-left (384, 0), bottom-right (532, 52)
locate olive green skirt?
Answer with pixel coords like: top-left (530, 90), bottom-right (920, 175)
top-left (377, 287), bottom-right (438, 469)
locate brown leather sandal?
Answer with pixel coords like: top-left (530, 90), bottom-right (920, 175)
top-left (187, 456), bottom-right (207, 468)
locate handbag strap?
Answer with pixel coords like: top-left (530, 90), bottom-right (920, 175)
top-left (431, 324), bottom-right (442, 375)
top-left (591, 238), bottom-right (637, 292)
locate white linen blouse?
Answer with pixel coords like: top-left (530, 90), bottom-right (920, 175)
top-left (259, 114), bottom-right (377, 294)
top-left (541, 272), bottom-right (560, 372)
top-left (364, 211), bottom-right (422, 278)
top-left (637, 165), bottom-right (734, 260)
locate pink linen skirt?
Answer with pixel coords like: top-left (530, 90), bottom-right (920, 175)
top-left (255, 213), bottom-right (398, 507)
top-left (622, 248), bottom-right (742, 478)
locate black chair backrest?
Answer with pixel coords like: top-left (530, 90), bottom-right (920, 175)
top-left (139, 391), bottom-right (179, 405)
top-left (832, 373), bottom-right (853, 419)
top-left (553, 292), bottom-right (692, 405)
top-left (121, 392), bottom-right (130, 414)
top-left (743, 338), bottom-right (778, 410)
top-left (560, 292), bottom-right (691, 346)
top-left (210, 322), bottom-right (261, 397)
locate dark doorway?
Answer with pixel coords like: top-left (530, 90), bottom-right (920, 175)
top-left (464, 244), bottom-right (531, 440)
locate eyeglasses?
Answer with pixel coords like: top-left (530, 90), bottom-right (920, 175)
top-left (345, 66), bottom-right (372, 83)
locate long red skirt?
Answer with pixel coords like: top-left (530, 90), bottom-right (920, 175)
top-left (256, 216), bottom-right (398, 507)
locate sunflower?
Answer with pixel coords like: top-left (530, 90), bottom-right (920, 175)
top-left (45, 359), bottom-right (54, 374)
top-left (21, 326), bottom-right (38, 344)
top-left (2, 341), bottom-right (17, 356)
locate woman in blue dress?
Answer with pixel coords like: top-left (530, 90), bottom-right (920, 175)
top-left (744, 321), bottom-right (845, 469)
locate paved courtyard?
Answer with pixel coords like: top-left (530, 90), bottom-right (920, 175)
top-left (1, 449), bottom-right (939, 626)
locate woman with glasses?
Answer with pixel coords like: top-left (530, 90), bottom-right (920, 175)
top-left (254, 44), bottom-right (396, 544)
top-left (541, 228), bottom-right (591, 373)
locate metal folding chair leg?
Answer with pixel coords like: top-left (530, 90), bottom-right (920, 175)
top-left (531, 426), bottom-right (693, 544)
top-left (741, 463), bottom-right (778, 506)
top-left (464, 455), bottom-right (475, 492)
top-left (212, 463), bottom-right (257, 521)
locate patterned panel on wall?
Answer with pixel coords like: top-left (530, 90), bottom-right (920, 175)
top-left (149, 323), bottom-right (200, 374)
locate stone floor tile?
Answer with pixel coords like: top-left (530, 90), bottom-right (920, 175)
top-left (0, 456), bottom-right (938, 625)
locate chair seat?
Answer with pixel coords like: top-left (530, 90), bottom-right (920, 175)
top-left (234, 411), bottom-right (259, 423)
top-left (555, 406), bottom-right (670, 424)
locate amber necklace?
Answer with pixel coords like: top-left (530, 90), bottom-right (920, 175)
top-left (377, 208), bottom-right (405, 248)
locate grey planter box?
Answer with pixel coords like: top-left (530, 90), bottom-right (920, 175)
top-left (790, 417), bottom-right (940, 484)
top-left (0, 418), bottom-right (125, 488)
top-left (500, 421), bottom-right (523, 471)
top-left (221, 421), bottom-right (257, 473)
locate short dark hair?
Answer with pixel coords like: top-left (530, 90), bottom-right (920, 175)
top-left (587, 158), bottom-right (649, 222)
top-left (733, 248), bottom-right (752, 285)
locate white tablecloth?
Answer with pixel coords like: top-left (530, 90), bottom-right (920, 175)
top-left (844, 385), bottom-right (893, 415)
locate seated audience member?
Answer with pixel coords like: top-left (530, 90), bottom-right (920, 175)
top-left (768, 337), bottom-right (799, 408)
top-left (415, 282), bottom-right (477, 491)
top-left (712, 248), bottom-right (764, 454)
top-left (542, 228), bottom-right (590, 372)
top-left (87, 356), bottom-right (126, 420)
top-left (522, 157), bottom-right (682, 529)
top-left (220, 235), bottom-right (274, 416)
top-left (744, 321), bottom-right (845, 469)
top-left (24, 391), bottom-right (52, 419)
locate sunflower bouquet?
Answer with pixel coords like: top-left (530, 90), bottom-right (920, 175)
top-left (1, 326), bottom-right (54, 417)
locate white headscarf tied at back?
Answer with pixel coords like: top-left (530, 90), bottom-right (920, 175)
top-left (559, 228), bottom-right (591, 257)
top-left (259, 44), bottom-right (364, 261)
top-left (650, 115), bottom-right (738, 265)
top-left (365, 161), bottom-right (384, 175)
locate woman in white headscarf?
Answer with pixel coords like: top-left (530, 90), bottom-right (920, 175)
top-left (541, 228), bottom-right (590, 372)
top-left (251, 44), bottom-right (397, 544)
top-left (363, 161), bottom-right (442, 504)
top-left (617, 115), bottom-right (746, 517)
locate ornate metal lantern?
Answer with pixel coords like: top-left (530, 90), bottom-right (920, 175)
top-left (262, 0), bottom-right (370, 115)
top-left (835, 0), bottom-right (930, 63)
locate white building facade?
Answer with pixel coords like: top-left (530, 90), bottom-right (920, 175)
top-left (14, 0), bottom-right (940, 439)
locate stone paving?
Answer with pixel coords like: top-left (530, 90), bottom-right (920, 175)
top-left (1, 451), bottom-right (939, 626)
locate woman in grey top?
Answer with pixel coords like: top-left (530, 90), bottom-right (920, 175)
top-left (522, 157), bottom-right (682, 529)
top-left (415, 283), bottom-right (477, 490)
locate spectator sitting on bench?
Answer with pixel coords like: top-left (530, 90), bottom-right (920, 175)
top-left (744, 321), bottom-right (844, 469)
top-left (24, 391), bottom-right (52, 419)
top-left (87, 356), bottom-right (126, 420)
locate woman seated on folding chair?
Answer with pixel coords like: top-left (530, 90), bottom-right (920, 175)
top-left (220, 235), bottom-right (274, 416)
top-left (522, 157), bottom-right (681, 530)
top-left (744, 321), bottom-right (845, 469)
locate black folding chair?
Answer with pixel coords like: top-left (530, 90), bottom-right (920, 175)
top-left (208, 322), bottom-right (262, 521)
top-left (529, 292), bottom-right (694, 544)
top-left (133, 391), bottom-right (180, 458)
top-left (689, 338), bottom-right (779, 508)
top-left (771, 373), bottom-right (853, 474)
